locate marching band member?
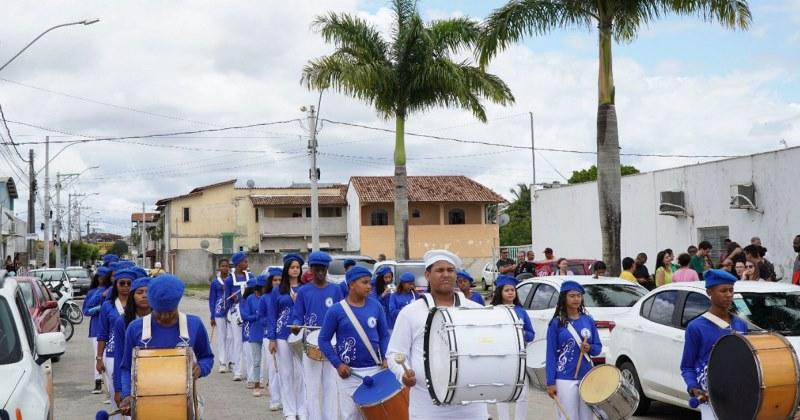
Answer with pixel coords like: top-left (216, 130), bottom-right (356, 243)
top-left (680, 269), bottom-right (748, 420)
top-left (83, 265), bottom-right (112, 394)
top-left (370, 265), bottom-right (392, 317)
top-left (259, 267), bottom-right (283, 411)
top-left (291, 251), bottom-right (344, 420)
top-left (387, 249), bottom-right (489, 420)
top-left (268, 253), bottom-right (306, 420)
top-left (339, 259), bottom-right (357, 297)
top-left (319, 266), bottom-right (390, 420)
top-left (209, 258), bottom-right (232, 373)
top-left (545, 280), bottom-right (602, 420)
top-left (112, 276), bottom-right (151, 413)
top-left (118, 275), bottom-right (214, 414)
top-left (225, 251), bottom-right (252, 381)
top-left (241, 275), bottom-right (267, 396)
top-left (240, 278), bottom-right (255, 389)
top-left (388, 272), bottom-right (416, 329)
top-left (456, 270), bottom-right (484, 306)
top-left (491, 275), bottom-right (534, 420)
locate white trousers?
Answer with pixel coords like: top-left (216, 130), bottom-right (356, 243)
top-left (249, 342), bottom-right (262, 384)
top-left (302, 354), bottom-right (338, 420)
top-left (102, 356), bottom-right (122, 420)
top-left (242, 336), bottom-right (253, 382)
top-left (700, 402), bottom-right (716, 420)
top-left (277, 340), bottom-right (305, 416)
top-left (337, 366), bottom-right (381, 420)
top-left (92, 337), bottom-right (101, 380)
top-left (214, 317), bottom-right (228, 366)
top-left (555, 379), bottom-right (593, 420)
top-left (228, 322), bottom-right (243, 376)
top-left (496, 380), bottom-right (529, 420)
top-left (263, 340), bottom-right (281, 405)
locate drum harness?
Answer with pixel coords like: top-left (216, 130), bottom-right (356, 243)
top-left (565, 323), bottom-right (593, 367)
top-left (140, 312), bottom-right (191, 348)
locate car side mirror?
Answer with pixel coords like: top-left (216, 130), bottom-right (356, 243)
top-left (43, 300), bottom-right (58, 310)
top-left (35, 332), bottom-right (65, 365)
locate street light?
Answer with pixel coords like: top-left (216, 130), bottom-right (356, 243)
top-left (0, 19), bottom-right (100, 73)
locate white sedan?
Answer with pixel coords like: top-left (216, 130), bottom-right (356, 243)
top-left (481, 262), bottom-right (498, 290)
top-left (606, 280), bottom-right (800, 415)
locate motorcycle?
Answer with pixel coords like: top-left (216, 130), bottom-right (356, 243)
top-left (45, 277), bottom-right (84, 324)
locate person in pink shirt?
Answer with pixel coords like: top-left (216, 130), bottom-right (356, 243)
top-left (672, 253), bottom-right (700, 282)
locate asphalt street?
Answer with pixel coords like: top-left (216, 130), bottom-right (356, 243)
top-left (53, 294), bottom-right (698, 419)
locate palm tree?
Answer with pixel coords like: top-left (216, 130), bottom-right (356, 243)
top-left (478, 0), bottom-right (750, 274)
top-left (303, 0), bottom-right (514, 260)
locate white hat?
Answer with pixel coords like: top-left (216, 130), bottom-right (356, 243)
top-left (154, 262), bottom-right (162, 268)
top-left (423, 249), bottom-right (461, 269)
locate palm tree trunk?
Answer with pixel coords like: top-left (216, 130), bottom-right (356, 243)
top-left (596, 20), bottom-right (621, 275)
top-left (393, 115), bottom-right (410, 260)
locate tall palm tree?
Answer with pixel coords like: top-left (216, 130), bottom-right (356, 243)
top-left (303, 0), bottom-right (514, 260)
top-left (478, 0), bottom-right (750, 274)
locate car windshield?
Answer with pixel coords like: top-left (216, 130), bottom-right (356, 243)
top-left (66, 269), bottom-right (88, 279)
top-left (18, 282), bottom-right (34, 308)
top-left (38, 271), bottom-right (64, 282)
top-left (583, 284), bottom-right (645, 307)
top-left (328, 260), bottom-right (374, 275)
top-left (396, 264), bottom-right (427, 287)
top-left (0, 298), bottom-right (23, 365)
top-left (736, 292), bottom-right (800, 335)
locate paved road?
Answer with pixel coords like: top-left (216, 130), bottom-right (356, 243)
top-left (54, 295), bottom-right (698, 419)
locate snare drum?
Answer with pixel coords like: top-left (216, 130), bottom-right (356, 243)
top-left (525, 339), bottom-right (547, 391)
top-left (579, 364), bottom-right (639, 420)
top-left (132, 347), bottom-right (198, 420)
top-left (708, 332), bottom-right (800, 420)
top-left (304, 329), bottom-right (335, 362)
top-left (226, 303), bottom-right (243, 327)
top-left (423, 305), bottom-right (526, 405)
top-left (287, 330), bottom-right (305, 359)
top-left (352, 369), bottom-right (409, 420)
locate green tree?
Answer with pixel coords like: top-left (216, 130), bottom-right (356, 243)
top-left (500, 183), bottom-right (532, 246)
top-left (479, 0), bottom-right (750, 274)
top-left (568, 164), bottom-right (640, 184)
top-left (302, 0), bottom-right (514, 260)
top-left (108, 240), bottom-right (128, 257)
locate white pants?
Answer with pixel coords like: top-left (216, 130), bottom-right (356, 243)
top-left (700, 402), bottom-right (716, 420)
top-left (555, 379), bottom-right (593, 420)
top-left (92, 337), bottom-right (101, 380)
top-left (242, 336), bottom-right (253, 382)
top-left (277, 340), bottom-right (305, 416)
top-left (496, 380), bottom-right (529, 420)
top-left (302, 354), bottom-right (338, 420)
top-left (228, 322), bottom-right (243, 376)
top-left (249, 342), bottom-right (262, 384)
top-left (102, 356), bottom-right (122, 420)
top-left (338, 366), bottom-right (381, 420)
top-left (263, 340), bottom-right (281, 405)
top-left (214, 317), bottom-right (228, 366)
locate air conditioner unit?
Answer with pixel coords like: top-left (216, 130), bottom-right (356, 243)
top-left (730, 184), bottom-right (757, 210)
top-left (659, 191), bottom-right (687, 216)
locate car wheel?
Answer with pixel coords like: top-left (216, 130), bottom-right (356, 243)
top-left (619, 361), bottom-right (651, 415)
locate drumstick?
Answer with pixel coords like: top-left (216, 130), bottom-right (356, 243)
top-left (288, 324), bottom-right (322, 330)
top-left (553, 396), bottom-right (570, 420)
top-left (272, 352), bottom-right (279, 373)
top-left (393, 353), bottom-right (410, 374)
top-left (574, 330), bottom-right (591, 379)
top-left (95, 409), bottom-right (122, 420)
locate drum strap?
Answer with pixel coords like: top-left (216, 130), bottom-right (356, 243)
top-left (701, 312), bottom-right (730, 329)
top-left (340, 301), bottom-right (382, 366)
top-left (566, 323), bottom-right (593, 365)
top-left (421, 293), bottom-right (462, 309)
top-left (141, 312), bottom-right (190, 347)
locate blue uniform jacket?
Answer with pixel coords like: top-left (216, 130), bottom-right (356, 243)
top-left (318, 299), bottom-right (390, 369)
top-left (388, 291), bottom-right (416, 329)
top-left (291, 282), bottom-right (344, 328)
top-left (96, 299), bottom-right (125, 357)
top-left (208, 275), bottom-right (228, 319)
top-left (267, 287), bottom-right (300, 341)
top-left (545, 314), bottom-right (602, 386)
top-left (83, 286), bottom-right (108, 338)
top-left (680, 315), bottom-right (748, 393)
top-left (240, 293), bottom-right (264, 343)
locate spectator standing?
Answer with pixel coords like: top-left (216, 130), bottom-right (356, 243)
top-left (542, 248), bottom-right (556, 263)
top-left (633, 253), bottom-right (652, 289)
top-left (655, 250), bottom-right (674, 287)
top-left (592, 261), bottom-right (607, 278)
top-left (689, 241), bottom-right (712, 279)
top-left (733, 261), bottom-right (745, 279)
top-left (719, 238), bottom-right (732, 266)
top-left (620, 258), bottom-right (637, 283)
top-left (496, 248), bottom-right (517, 275)
top-left (744, 245), bottom-right (775, 281)
top-left (377, 254), bottom-right (387, 262)
top-left (792, 235), bottom-right (800, 285)
top-left (751, 237), bottom-right (770, 260)
top-left (515, 250), bottom-right (537, 276)
top-left (552, 258), bottom-right (574, 276)
top-left (673, 253), bottom-right (700, 282)
top-left (727, 242), bottom-right (745, 265)
top-left (742, 261), bottom-right (762, 281)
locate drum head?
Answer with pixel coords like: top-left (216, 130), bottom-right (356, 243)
top-left (306, 330), bottom-right (320, 346)
top-left (579, 365), bottom-right (620, 404)
top-left (424, 308), bottom-right (453, 404)
top-left (352, 369), bottom-right (402, 406)
top-left (708, 334), bottom-right (760, 420)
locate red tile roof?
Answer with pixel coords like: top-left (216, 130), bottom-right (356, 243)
top-left (349, 176), bottom-right (505, 204)
top-left (131, 212), bottom-right (159, 222)
top-left (250, 185), bottom-right (347, 207)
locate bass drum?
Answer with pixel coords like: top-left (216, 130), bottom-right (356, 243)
top-left (132, 347), bottom-right (198, 420)
top-left (708, 332), bottom-right (799, 420)
top-left (525, 339), bottom-right (547, 391)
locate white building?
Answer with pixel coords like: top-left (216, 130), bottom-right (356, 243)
top-left (531, 146), bottom-right (800, 279)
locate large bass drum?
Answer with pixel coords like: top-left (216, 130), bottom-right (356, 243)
top-left (708, 332), bottom-right (799, 420)
top-left (423, 305), bottom-right (526, 405)
top-left (525, 339), bottom-right (548, 391)
top-left (132, 347), bottom-right (198, 420)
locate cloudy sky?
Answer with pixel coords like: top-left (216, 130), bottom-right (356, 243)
top-left (0, 0), bottom-right (798, 235)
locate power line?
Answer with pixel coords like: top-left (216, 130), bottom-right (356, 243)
top-left (0, 103), bottom-right (27, 162)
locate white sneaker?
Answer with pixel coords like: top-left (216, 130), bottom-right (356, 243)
top-left (232, 375), bottom-right (242, 381)
top-left (284, 416), bottom-right (297, 420)
top-left (269, 403), bottom-right (282, 411)
top-left (218, 365), bottom-right (228, 373)
top-left (246, 382), bottom-right (255, 389)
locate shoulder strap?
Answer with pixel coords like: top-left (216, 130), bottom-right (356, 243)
top-left (141, 314), bottom-right (152, 346)
top-left (178, 312), bottom-right (190, 344)
top-left (421, 293), bottom-right (434, 308)
top-left (566, 321), bottom-right (593, 364)
top-left (702, 312), bottom-right (731, 329)
top-left (140, 313), bottom-right (190, 346)
top-left (340, 301), bottom-right (381, 365)
top-left (114, 299), bottom-right (125, 315)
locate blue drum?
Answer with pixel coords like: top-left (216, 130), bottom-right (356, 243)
top-left (351, 369), bottom-right (409, 420)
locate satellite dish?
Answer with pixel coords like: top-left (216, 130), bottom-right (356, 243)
top-left (246, 179), bottom-right (256, 188)
top-left (498, 214), bottom-right (510, 226)
top-left (200, 240), bottom-right (210, 250)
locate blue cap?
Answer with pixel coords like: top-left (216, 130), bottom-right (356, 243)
top-left (131, 277), bottom-right (151, 292)
top-left (705, 269), bottom-right (737, 288)
top-left (130, 267), bottom-right (148, 279)
top-left (147, 275), bottom-right (184, 312)
top-left (560, 280), bottom-right (585, 294)
top-left (283, 253), bottom-right (304, 267)
top-left (231, 251), bottom-right (247, 266)
top-left (113, 268), bottom-right (139, 282)
top-left (344, 259), bottom-right (357, 268)
top-left (375, 265), bottom-right (392, 277)
top-left (267, 267), bottom-right (282, 279)
top-left (495, 274), bottom-right (517, 289)
top-left (102, 254), bottom-right (119, 266)
top-left (308, 251), bottom-right (332, 267)
top-left (255, 274), bottom-right (268, 287)
top-left (456, 270), bottom-right (475, 285)
top-left (96, 266), bottom-right (110, 277)
top-left (399, 272), bottom-right (415, 284)
top-left (346, 266), bottom-right (372, 285)
top-left (109, 262), bottom-right (121, 271)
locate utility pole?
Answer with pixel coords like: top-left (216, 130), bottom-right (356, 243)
top-left (66, 194), bottom-right (72, 266)
top-left (529, 112), bottom-right (536, 247)
top-left (306, 105), bottom-right (320, 252)
top-left (43, 136), bottom-right (50, 267)
top-left (55, 172), bottom-right (61, 267)
top-left (27, 149), bottom-right (35, 266)
top-left (140, 202), bottom-right (146, 267)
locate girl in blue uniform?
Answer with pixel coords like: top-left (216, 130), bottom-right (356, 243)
top-left (267, 253), bottom-right (306, 419)
top-left (259, 267), bottom-right (283, 411)
top-left (112, 276), bottom-right (151, 412)
top-left (370, 266), bottom-right (393, 318)
top-left (239, 278), bottom-right (256, 389)
top-left (319, 266), bottom-right (390, 420)
top-left (225, 251), bottom-right (252, 381)
top-left (209, 258), bottom-right (231, 373)
top-left (491, 275), bottom-right (534, 420)
top-left (457, 270), bottom-right (484, 305)
top-left (388, 272), bottom-right (417, 329)
top-left (545, 280), bottom-right (601, 420)
top-left (83, 265), bottom-right (112, 394)
top-left (241, 274), bottom-right (267, 396)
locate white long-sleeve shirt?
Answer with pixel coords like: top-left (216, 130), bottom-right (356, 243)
top-left (386, 293), bottom-right (488, 420)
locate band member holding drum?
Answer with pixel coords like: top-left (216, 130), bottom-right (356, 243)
top-left (456, 270), bottom-right (484, 306)
top-left (319, 266), bottom-right (391, 420)
top-left (112, 276), bottom-right (151, 412)
top-left (545, 280), bottom-right (602, 420)
top-left (371, 266), bottom-right (393, 318)
top-left (680, 269), bottom-right (748, 420)
top-left (241, 275), bottom-right (267, 396)
top-left (225, 251), bottom-right (252, 381)
top-left (388, 272), bottom-right (416, 329)
top-left (387, 249), bottom-right (488, 420)
top-left (291, 251), bottom-right (344, 420)
top-left (209, 258), bottom-right (232, 373)
top-left (260, 267), bottom-right (284, 411)
top-left (268, 253), bottom-right (307, 420)
top-left (491, 275), bottom-right (535, 420)
top-left (84, 265), bottom-right (112, 394)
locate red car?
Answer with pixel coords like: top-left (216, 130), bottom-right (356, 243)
top-left (532, 259), bottom-right (598, 277)
top-left (15, 276), bottom-right (61, 334)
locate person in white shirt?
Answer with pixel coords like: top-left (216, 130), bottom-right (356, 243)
top-left (386, 249), bottom-right (488, 420)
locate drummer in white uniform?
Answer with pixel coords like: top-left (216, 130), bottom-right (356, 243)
top-left (386, 249), bottom-right (488, 420)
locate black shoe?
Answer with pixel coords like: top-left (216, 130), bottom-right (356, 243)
top-left (92, 379), bottom-right (102, 394)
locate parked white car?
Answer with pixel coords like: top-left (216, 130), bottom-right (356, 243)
top-left (326, 255), bottom-right (376, 284)
top-left (606, 280), bottom-right (800, 415)
top-left (481, 262), bottom-right (499, 290)
top-left (0, 274), bottom-right (66, 420)
top-left (372, 260), bottom-right (429, 292)
top-left (517, 276), bottom-right (647, 363)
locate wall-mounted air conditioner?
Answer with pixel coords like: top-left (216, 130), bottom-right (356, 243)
top-left (659, 191), bottom-right (687, 217)
top-left (730, 184), bottom-right (759, 211)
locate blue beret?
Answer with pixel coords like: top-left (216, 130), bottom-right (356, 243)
top-left (255, 274), bottom-right (268, 287)
top-left (457, 270), bottom-right (475, 284)
top-left (495, 274), bottom-right (517, 289)
top-left (375, 265), bottom-right (393, 277)
top-left (96, 267), bottom-right (110, 277)
top-left (114, 268), bottom-right (139, 281)
top-left (308, 251), bottom-right (332, 267)
top-left (344, 259), bottom-right (356, 268)
top-left (109, 262), bottom-right (121, 271)
top-left (147, 275), bottom-right (184, 312)
top-left (267, 267), bottom-right (283, 279)
top-left (115, 261), bottom-right (135, 271)
top-left (102, 254), bottom-right (119, 266)
top-left (705, 269), bottom-right (737, 288)
top-left (399, 272), bottom-right (415, 284)
top-left (560, 280), bottom-right (585, 294)
top-left (346, 266), bottom-right (372, 285)
top-left (131, 277), bottom-right (151, 292)
top-left (283, 253), bottom-right (304, 267)
top-left (130, 267), bottom-right (148, 279)
top-left (231, 251), bottom-right (247, 266)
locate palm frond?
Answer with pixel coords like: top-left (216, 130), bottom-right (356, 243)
top-left (427, 17), bottom-right (481, 56)
top-left (312, 12), bottom-right (389, 62)
top-left (657, 0), bottom-right (752, 30)
top-left (301, 54), bottom-right (395, 116)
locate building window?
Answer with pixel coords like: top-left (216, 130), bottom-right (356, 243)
top-left (182, 207), bottom-right (190, 222)
top-left (412, 209), bottom-right (421, 218)
top-left (321, 207), bottom-right (342, 218)
top-left (371, 209), bottom-right (388, 226)
top-left (448, 208), bottom-right (465, 225)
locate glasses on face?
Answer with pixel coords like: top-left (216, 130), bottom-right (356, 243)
top-left (746, 265), bottom-right (755, 269)
top-left (118, 280), bottom-right (131, 286)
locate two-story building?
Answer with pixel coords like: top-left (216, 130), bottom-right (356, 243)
top-left (0, 177), bottom-right (26, 261)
